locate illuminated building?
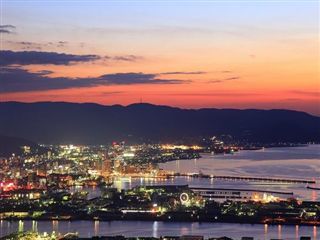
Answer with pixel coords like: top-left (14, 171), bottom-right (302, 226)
top-left (21, 145), bottom-right (31, 154)
top-left (122, 165), bottom-right (140, 174)
top-left (1, 189), bottom-right (43, 200)
top-left (101, 158), bottom-right (112, 177)
top-left (113, 159), bottom-right (122, 174)
top-left (0, 181), bottom-right (16, 192)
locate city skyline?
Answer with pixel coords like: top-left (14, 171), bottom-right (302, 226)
top-left (1, 1), bottom-right (319, 115)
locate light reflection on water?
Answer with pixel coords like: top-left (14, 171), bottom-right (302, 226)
top-left (52, 220), bottom-right (58, 233)
top-left (94, 220), bottom-right (99, 236)
top-left (152, 221), bottom-right (158, 238)
top-left (32, 220), bottom-right (37, 232)
top-left (264, 224), bottom-right (268, 240)
top-left (0, 220), bottom-right (318, 239)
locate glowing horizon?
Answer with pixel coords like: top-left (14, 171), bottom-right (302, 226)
top-left (1, 1), bottom-right (319, 115)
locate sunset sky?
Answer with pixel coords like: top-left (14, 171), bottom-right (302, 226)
top-left (0, 0), bottom-right (319, 115)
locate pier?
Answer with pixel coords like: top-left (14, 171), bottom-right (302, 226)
top-left (170, 173), bottom-right (316, 184)
top-left (190, 187), bottom-right (294, 195)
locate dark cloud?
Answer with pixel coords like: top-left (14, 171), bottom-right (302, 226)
top-left (0, 30), bottom-right (12, 34)
top-left (97, 72), bottom-right (189, 85)
top-left (57, 41), bottom-right (68, 47)
top-left (0, 25), bottom-right (15, 28)
top-left (0, 25), bottom-right (16, 34)
top-left (209, 76), bottom-right (240, 83)
top-left (161, 71), bottom-right (206, 75)
top-left (7, 41), bottom-right (68, 49)
top-left (1, 49), bottom-right (142, 65)
top-left (0, 50), bottom-right (101, 66)
top-left (0, 68), bottom-right (189, 93)
top-left (7, 41), bottom-right (43, 50)
top-left (106, 55), bottom-right (143, 62)
top-left (13, 41), bottom-right (34, 46)
top-left (224, 77), bottom-right (240, 81)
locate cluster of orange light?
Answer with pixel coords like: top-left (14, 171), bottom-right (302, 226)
top-left (161, 144), bottom-right (202, 150)
top-left (0, 181), bottom-right (16, 192)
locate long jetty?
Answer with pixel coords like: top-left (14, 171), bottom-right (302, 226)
top-left (169, 173), bottom-right (316, 184)
top-left (190, 187), bottom-right (294, 195)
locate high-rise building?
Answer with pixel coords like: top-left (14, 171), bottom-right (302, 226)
top-left (101, 158), bottom-right (112, 177)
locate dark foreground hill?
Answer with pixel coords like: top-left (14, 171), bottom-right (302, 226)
top-left (0, 102), bottom-right (319, 144)
top-left (0, 135), bottom-right (40, 157)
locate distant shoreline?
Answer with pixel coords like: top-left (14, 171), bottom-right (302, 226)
top-left (158, 143), bottom-right (314, 165)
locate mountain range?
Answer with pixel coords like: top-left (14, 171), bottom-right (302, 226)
top-left (0, 101), bottom-right (319, 145)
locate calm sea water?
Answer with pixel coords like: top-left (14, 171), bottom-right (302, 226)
top-left (158, 144), bottom-right (320, 201)
top-left (1, 145), bottom-right (319, 238)
top-left (160, 144), bottom-right (320, 178)
top-left (0, 220), bottom-right (318, 239)
top-left (110, 145), bottom-right (320, 201)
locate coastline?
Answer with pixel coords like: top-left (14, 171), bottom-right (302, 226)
top-left (1, 211), bottom-right (319, 226)
top-left (156, 143), bottom-right (315, 165)
top-left (1, 218), bottom-right (319, 227)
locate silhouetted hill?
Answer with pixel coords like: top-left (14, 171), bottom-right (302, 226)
top-left (0, 135), bottom-right (39, 157)
top-left (0, 102), bottom-right (319, 144)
